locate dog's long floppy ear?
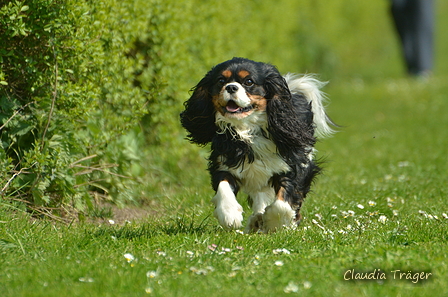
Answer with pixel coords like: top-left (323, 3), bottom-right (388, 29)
top-left (180, 76), bottom-right (217, 146)
top-left (264, 68), bottom-right (315, 157)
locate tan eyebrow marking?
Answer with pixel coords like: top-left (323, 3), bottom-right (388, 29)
top-left (222, 70), bottom-right (232, 78)
top-left (238, 70), bottom-right (250, 78)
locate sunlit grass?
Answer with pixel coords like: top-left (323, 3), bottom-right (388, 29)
top-left (2, 75), bottom-right (448, 297)
top-left (2, 1), bottom-right (448, 296)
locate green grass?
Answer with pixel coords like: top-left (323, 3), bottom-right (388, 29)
top-left (1, 76), bottom-right (448, 296)
top-left (2, 1), bottom-right (448, 296)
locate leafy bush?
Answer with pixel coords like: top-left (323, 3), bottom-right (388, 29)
top-left (1, 0), bottom-right (398, 215)
top-left (0, 0), bottom-right (163, 213)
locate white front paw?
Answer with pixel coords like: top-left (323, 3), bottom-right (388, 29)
top-left (214, 202), bottom-right (243, 230)
top-left (212, 180), bottom-right (244, 230)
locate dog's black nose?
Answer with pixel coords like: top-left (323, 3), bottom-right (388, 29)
top-left (225, 84), bottom-right (239, 94)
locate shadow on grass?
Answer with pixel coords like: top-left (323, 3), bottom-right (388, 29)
top-left (89, 213), bottom-right (216, 241)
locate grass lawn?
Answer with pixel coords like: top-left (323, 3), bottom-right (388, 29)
top-left (1, 75), bottom-right (447, 297)
top-left (2, 1), bottom-right (448, 295)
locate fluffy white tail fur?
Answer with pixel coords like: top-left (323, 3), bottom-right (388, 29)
top-left (284, 73), bottom-right (335, 138)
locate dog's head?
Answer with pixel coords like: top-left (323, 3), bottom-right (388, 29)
top-left (180, 57), bottom-right (292, 145)
top-left (208, 58), bottom-right (290, 120)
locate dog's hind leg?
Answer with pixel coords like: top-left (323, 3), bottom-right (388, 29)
top-left (262, 187), bottom-right (296, 233)
top-left (245, 187), bottom-right (275, 233)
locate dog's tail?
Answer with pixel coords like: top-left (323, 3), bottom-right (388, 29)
top-left (284, 73), bottom-right (336, 138)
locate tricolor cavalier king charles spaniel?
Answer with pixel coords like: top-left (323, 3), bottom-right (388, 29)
top-left (180, 57), bottom-right (335, 233)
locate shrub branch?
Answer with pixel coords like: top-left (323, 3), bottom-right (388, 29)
top-left (41, 43), bottom-right (58, 151)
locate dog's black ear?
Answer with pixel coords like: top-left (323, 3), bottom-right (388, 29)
top-left (264, 69), bottom-right (291, 102)
top-left (264, 70), bottom-right (315, 158)
top-left (180, 77), bottom-right (217, 146)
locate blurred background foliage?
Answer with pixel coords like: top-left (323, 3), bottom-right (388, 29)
top-left (0, 0), bottom-right (446, 216)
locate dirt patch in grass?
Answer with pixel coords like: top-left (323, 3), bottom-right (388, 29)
top-left (89, 200), bottom-right (161, 225)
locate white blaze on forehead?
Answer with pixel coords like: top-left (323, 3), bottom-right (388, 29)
top-left (223, 82), bottom-right (251, 107)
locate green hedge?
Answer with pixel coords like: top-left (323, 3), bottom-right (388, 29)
top-left (0, 0), bottom-right (167, 212)
top-left (0, 0), bottom-right (397, 214)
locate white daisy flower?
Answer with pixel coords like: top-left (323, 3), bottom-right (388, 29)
top-left (378, 215), bottom-right (387, 224)
top-left (146, 271), bottom-right (157, 279)
top-left (303, 281), bottom-right (312, 289)
top-left (79, 277), bottom-right (94, 283)
top-left (273, 248), bottom-right (291, 255)
top-left (284, 281), bottom-right (299, 293)
top-left (274, 260), bottom-right (284, 266)
top-left (124, 253), bottom-right (135, 263)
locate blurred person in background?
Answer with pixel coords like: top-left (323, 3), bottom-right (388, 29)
top-left (390, 0), bottom-right (434, 76)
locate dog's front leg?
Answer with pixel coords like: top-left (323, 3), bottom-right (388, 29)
top-left (212, 180), bottom-right (243, 230)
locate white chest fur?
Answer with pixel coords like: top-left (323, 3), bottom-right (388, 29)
top-left (219, 134), bottom-right (290, 195)
top-left (216, 112), bottom-right (290, 195)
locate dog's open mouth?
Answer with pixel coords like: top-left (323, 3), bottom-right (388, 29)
top-left (225, 100), bottom-right (253, 114)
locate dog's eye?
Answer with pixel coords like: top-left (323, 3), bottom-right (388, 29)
top-left (244, 79), bottom-right (254, 86)
top-left (218, 78), bottom-right (226, 85)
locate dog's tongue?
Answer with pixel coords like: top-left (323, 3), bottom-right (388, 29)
top-left (226, 101), bottom-right (241, 112)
